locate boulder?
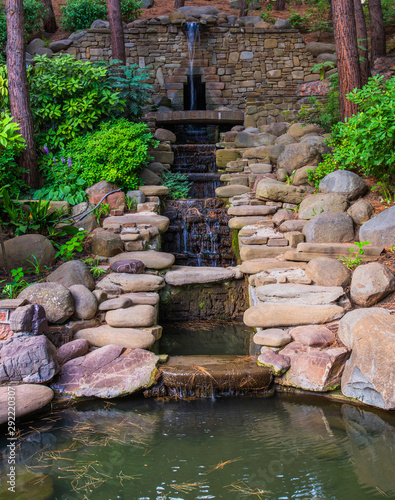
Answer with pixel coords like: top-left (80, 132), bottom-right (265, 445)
top-left (122, 292), bottom-right (160, 306)
top-left (48, 39), bottom-right (73, 52)
top-left (278, 342), bottom-right (350, 391)
top-left (138, 185), bottom-right (169, 197)
top-left (51, 345), bottom-right (159, 398)
top-left (36, 48), bottom-right (54, 58)
top-left (98, 296), bottom-right (133, 311)
top-left (287, 123), bottom-right (324, 138)
top-left (253, 328), bottom-right (291, 347)
top-left (0, 234), bottom-right (55, 272)
top-left (90, 19), bottom-right (109, 28)
top-left (109, 251), bottom-right (174, 270)
top-left (275, 134), bottom-right (297, 145)
top-left (75, 325), bottom-right (156, 349)
top-left (359, 205), bottom-right (395, 247)
top-left (306, 42), bottom-right (336, 56)
top-left (0, 384), bottom-right (54, 425)
top-left (266, 122), bottom-right (288, 137)
top-left (178, 5), bottom-right (219, 17)
top-left (165, 266), bottom-right (236, 286)
top-left (126, 189), bottom-right (145, 204)
top-left (300, 135), bottom-right (330, 155)
top-left (229, 216), bottom-right (272, 229)
top-left (106, 304), bottom-right (157, 328)
top-left (146, 162), bottom-right (169, 176)
top-left (244, 303), bottom-right (344, 328)
top-left (142, 0), bottom-right (153, 8)
top-left (140, 167), bottom-right (161, 185)
top-left (9, 304), bottom-right (47, 335)
top-left (298, 193), bottom-right (348, 219)
top-left (272, 208), bottom-right (296, 226)
top-left (274, 18), bottom-right (291, 29)
top-left (277, 143), bottom-right (321, 175)
top-left (350, 262), bottom-right (395, 307)
top-left (258, 347), bottom-right (291, 376)
top-left (341, 313), bottom-right (395, 409)
top-left (26, 38), bottom-right (45, 55)
top-left (292, 165), bottom-right (317, 186)
top-left (237, 15), bottom-right (262, 26)
top-left (96, 273), bottom-right (165, 292)
top-left (256, 283), bottom-right (344, 305)
top-left (85, 181), bottom-right (119, 197)
top-left (46, 260), bottom-right (95, 291)
top-left (289, 325), bottom-right (334, 347)
top-left (19, 283), bottom-right (75, 324)
top-left (216, 185), bottom-right (251, 197)
top-left (337, 307), bottom-right (390, 348)
top-left (317, 53), bottom-right (337, 64)
top-left (303, 212), bottom-right (354, 243)
top-left (256, 180), bottom-right (307, 205)
top-left (103, 213), bottom-right (170, 232)
top-left (268, 144), bottom-right (285, 163)
top-left (234, 132), bottom-right (276, 148)
top-left (319, 170), bottom-right (368, 201)
top-left (57, 339), bottom-right (90, 365)
top-left (91, 231), bottom-right (124, 257)
top-left (228, 205), bottom-right (276, 216)
top-left (69, 285), bottom-right (97, 320)
top-left (305, 257), bottom-right (351, 287)
top-left (154, 128), bottom-right (176, 143)
top-left (110, 259), bottom-right (145, 274)
top-left (72, 202), bottom-right (98, 233)
top-left (347, 199), bottom-right (374, 225)
top-left (279, 220), bottom-right (307, 232)
top-left (0, 335), bottom-right (58, 383)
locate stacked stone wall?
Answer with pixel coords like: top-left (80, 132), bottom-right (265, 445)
top-left (69, 23), bottom-right (318, 123)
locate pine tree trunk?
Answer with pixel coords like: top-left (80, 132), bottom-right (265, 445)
top-left (43, 0), bottom-right (57, 33)
top-left (274, 0), bottom-right (286, 11)
top-left (106, 0), bottom-right (126, 64)
top-left (368, 0), bottom-right (386, 63)
top-left (353, 0), bottom-right (370, 85)
top-left (332, 0), bottom-right (362, 120)
top-left (174, 0), bottom-right (185, 8)
top-left (5, 0), bottom-right (39, 189)
top-left (240, 0), bottom-right (248, 17)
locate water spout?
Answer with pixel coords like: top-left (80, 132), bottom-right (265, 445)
top-left (186, 22), bottom-right (200, 111)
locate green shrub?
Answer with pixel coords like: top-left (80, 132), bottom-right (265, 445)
top-left (61, 0), bottom-right (142, 31)
top-left (288, 8), bottom-right (310, 30)
top-left (309, 75), bottom-right (395, 187)
top-left (161, 171), bottom-right (192, 200)
top-left (62, 119), bottom-right (158, 190)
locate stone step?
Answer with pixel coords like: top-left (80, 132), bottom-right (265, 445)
top-left (228, 205), bottom-right (276, 216)
top-left (103, 213), bottom-right (170, 233)
top-left (240, 258), bottom-right (306, 275)
top-left (145, 355), bottom-right (273, 396)
top-left (75, 324), bottom-right (162, 349)
top-left (240, 245), bottom-right (292, 261)
top-left (297, 242), bottom-right (383, 256)
top-left (164, 266), bottom-right (238, 286)
top-left (109, 251), bottom-right (175, 270)
top-left (229, 216), bottom-right (273, 229)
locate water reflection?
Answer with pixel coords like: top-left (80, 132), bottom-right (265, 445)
top-left (0, 396), bottom-right (394, 499)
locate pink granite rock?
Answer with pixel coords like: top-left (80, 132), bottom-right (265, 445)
top-left (289, 325), bottom-right (335, 347)
top-left (57, 339), bottom-right (90, 366)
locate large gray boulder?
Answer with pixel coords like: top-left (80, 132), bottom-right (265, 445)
top-left (19, 283), bottom-right (75, 324)
top-left (51, 345), bottom-right (159, 398)
top-left (277, 143), bottom-right (321, 175)
top-left (319, 170), bottom-right (368, 201)
top-left (347, 199), bottom-right (374, 225)
top-left (350, 262), bottom-right (395, 307)
top-left (26, 38), bottom-right (45, 55)
top-left (341, 313), bottom-right (395, 410)
top-left (49, 39), bottom-right (73, 52)
top-left (303, 212), bottom-right (354, 243)
top-left (0, 234), bottom-right (55, 272)
top-left (298, 193), bottom-right (348, 220)
top-left (0, 335), bottom-right (58, 383)
top-left (46, 260), bottom-right (95, 291)
top-left (359, 205), bottom-right (395, 247)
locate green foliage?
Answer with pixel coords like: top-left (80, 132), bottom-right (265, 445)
top-left (0, 114), bottom-right (27, 198)
top-left (287, 8), bottom-right (310, 30)
top-left (97, 60), bottom-right (153, 120)
top-left (61, 0), bottom-right (142, 31)
top-left (125, 194), bottom-right (137, 211)
top-left (371, 180), bottom-right (395, 205)
top-left (338, 241), bottom-right (370, 270)
top-left (63, 119), bottom-right (157, 191)
top-left (0, 114), bottom-right (25, 152)
top-left (94, 203), bottom-right (110, 223)
top-left (259, 4), bottom-right (275, 24)
top-left (55, 230), bottom-right (87, 260)
top-left (161, 171), bottom-right (192, 200)
top-left (0, 268), bottom-right (29, 299)
top-left (312, 75), bottom-right (395, 187)
top-left (82, 257), bottom-right (109, 278)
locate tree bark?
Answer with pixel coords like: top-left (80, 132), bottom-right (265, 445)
top-left (240, 0), bottom-right (248, 17)
top-left (353, 0), bottom-right (370, 85)
top-left (42, 0), bottom-right (57, 33)
top-left (274, 0), bottom-right (286, 11)
top-left (106, 0), bottom-right (126, 64)
top-left (174, 0), bottom-right (185, 8)
top-left (5, 0), bottom-right (39, 189)
top-left (368, 0), bottom-right (386, 63)
top-left (332, 0), bottom-right (362, 120)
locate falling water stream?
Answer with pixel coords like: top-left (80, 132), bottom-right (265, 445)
top-left (186, 22), bottom-right (200, 111)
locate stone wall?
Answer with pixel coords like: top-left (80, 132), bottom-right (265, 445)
top-left (69, 23), bottom-right (319, 121)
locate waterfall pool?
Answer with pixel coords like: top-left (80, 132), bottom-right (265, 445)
top-left (1, 395), bottom-right (394, 499)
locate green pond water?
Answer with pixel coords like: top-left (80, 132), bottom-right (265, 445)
top-left (1, 394), bottom-right (394, 500)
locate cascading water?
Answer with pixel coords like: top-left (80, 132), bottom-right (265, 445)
top-left (186, 22), bottom-right (200, 111)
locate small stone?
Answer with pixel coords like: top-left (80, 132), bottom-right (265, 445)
top-left (9, 304), bottom-right (47, 335)
top-left (347, 199), bottom-right (375, 225)
top-left (92, 289), bottom-right (107, 304)
top-left (106, 304), bottom-right (157, 328)
top-left (96, 273), bottom-right (165, 292)
top-left (256, 283), bottom-right (344, 305)
top-left (258, 347), bottom-right (291, 376)
top-left (164, 266), bottom-right (236, 286)
top-left (289, 325), bottom-right (334, 347)
top-left (0, 234), bottom-right (55, 272)
top-left (253, 328), bottom-right (291, 347)
top-left (57, 339), bottom-right (89, 365)
top-left (298, 193), bottom-right (348, 220)
top-left (305, 257), bottom-right (351, 287)
top-left (75, 326), bottom-right (156, 350)
top-left (110, 259), bottom-right (145, 274)
top-left (303, 212), bottom-right (354, 243)
top-left (69, 285), bottom-right (97, 320)
top-left (98, 297), bottom-right (133, 311)
top-left (122, 292), bottom-right (160, 306)
top-left (139, 185), bottom-right (169, 196)
top-left (47, 260), bottom-right (95, 291)
top-left (110, 251), bottom-right (174, 270)
top-left (216, 185), bottom-right (251, 197)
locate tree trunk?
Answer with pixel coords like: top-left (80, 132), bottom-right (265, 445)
top-left (106, 0), bottom-right (126, 64)
top-left (43, 0), bottom-right (57, 33)
top-left (353, 0), bottom-right (370, 85)
top-left (5, 0), bottom-right (39, 189)
top-left (240, 0), bottom-right (248, 17)
top-left (332, 0), bottom-right (362, 120)
top-left (174, 0), bottom-right (185, 8)
top-left (368, 0), bottom-right (386, 63)
top-left (274, 0), bottom-right (286, 11)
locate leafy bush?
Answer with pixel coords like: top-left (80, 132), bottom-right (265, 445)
top-left (309, 75), bottom-right (395, 187)
top-left (61, 0), bottom-right (142, 31)
top-left (161, 171), bottom-right (192, 200)
top-left (62, 119), bottom-right (158, 190)
top-left (287, 8), bottom-right (310, 30)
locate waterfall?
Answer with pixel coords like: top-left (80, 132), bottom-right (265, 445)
top-left (186, 22), bottom-right (200, 111)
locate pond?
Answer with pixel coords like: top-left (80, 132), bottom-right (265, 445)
top-left (1, 394), bottom-right (394, 499)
